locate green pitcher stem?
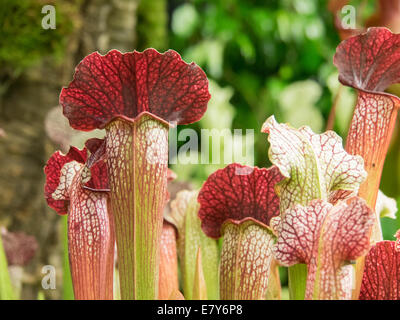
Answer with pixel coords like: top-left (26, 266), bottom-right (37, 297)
top-left (288, 264), bottom-right (307, 300)
top-left (106, 116), bottom-right (169, 300)
top-left (183, 192), bottom-right (219, 300)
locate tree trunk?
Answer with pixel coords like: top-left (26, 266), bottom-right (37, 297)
top-left (0, 0), bottom-right (139, 299)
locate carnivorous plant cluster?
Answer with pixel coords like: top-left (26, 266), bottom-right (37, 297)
top-left (44, 27), bottom-right (400, 300)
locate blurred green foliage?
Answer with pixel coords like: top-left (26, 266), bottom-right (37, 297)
top-left (0, 231), bottom-right (15, 300)
top-left (168, 0), bottom-right (340, 180)
top-left (137, 0), bottom-right (168, 50)
top-left (0, 0), bottom-right (75, 75)
top-left (166, 0), bottom-right (400, 240)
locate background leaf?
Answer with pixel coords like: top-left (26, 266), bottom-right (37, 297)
top-left (0, 229), bottom-right (15, 300)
